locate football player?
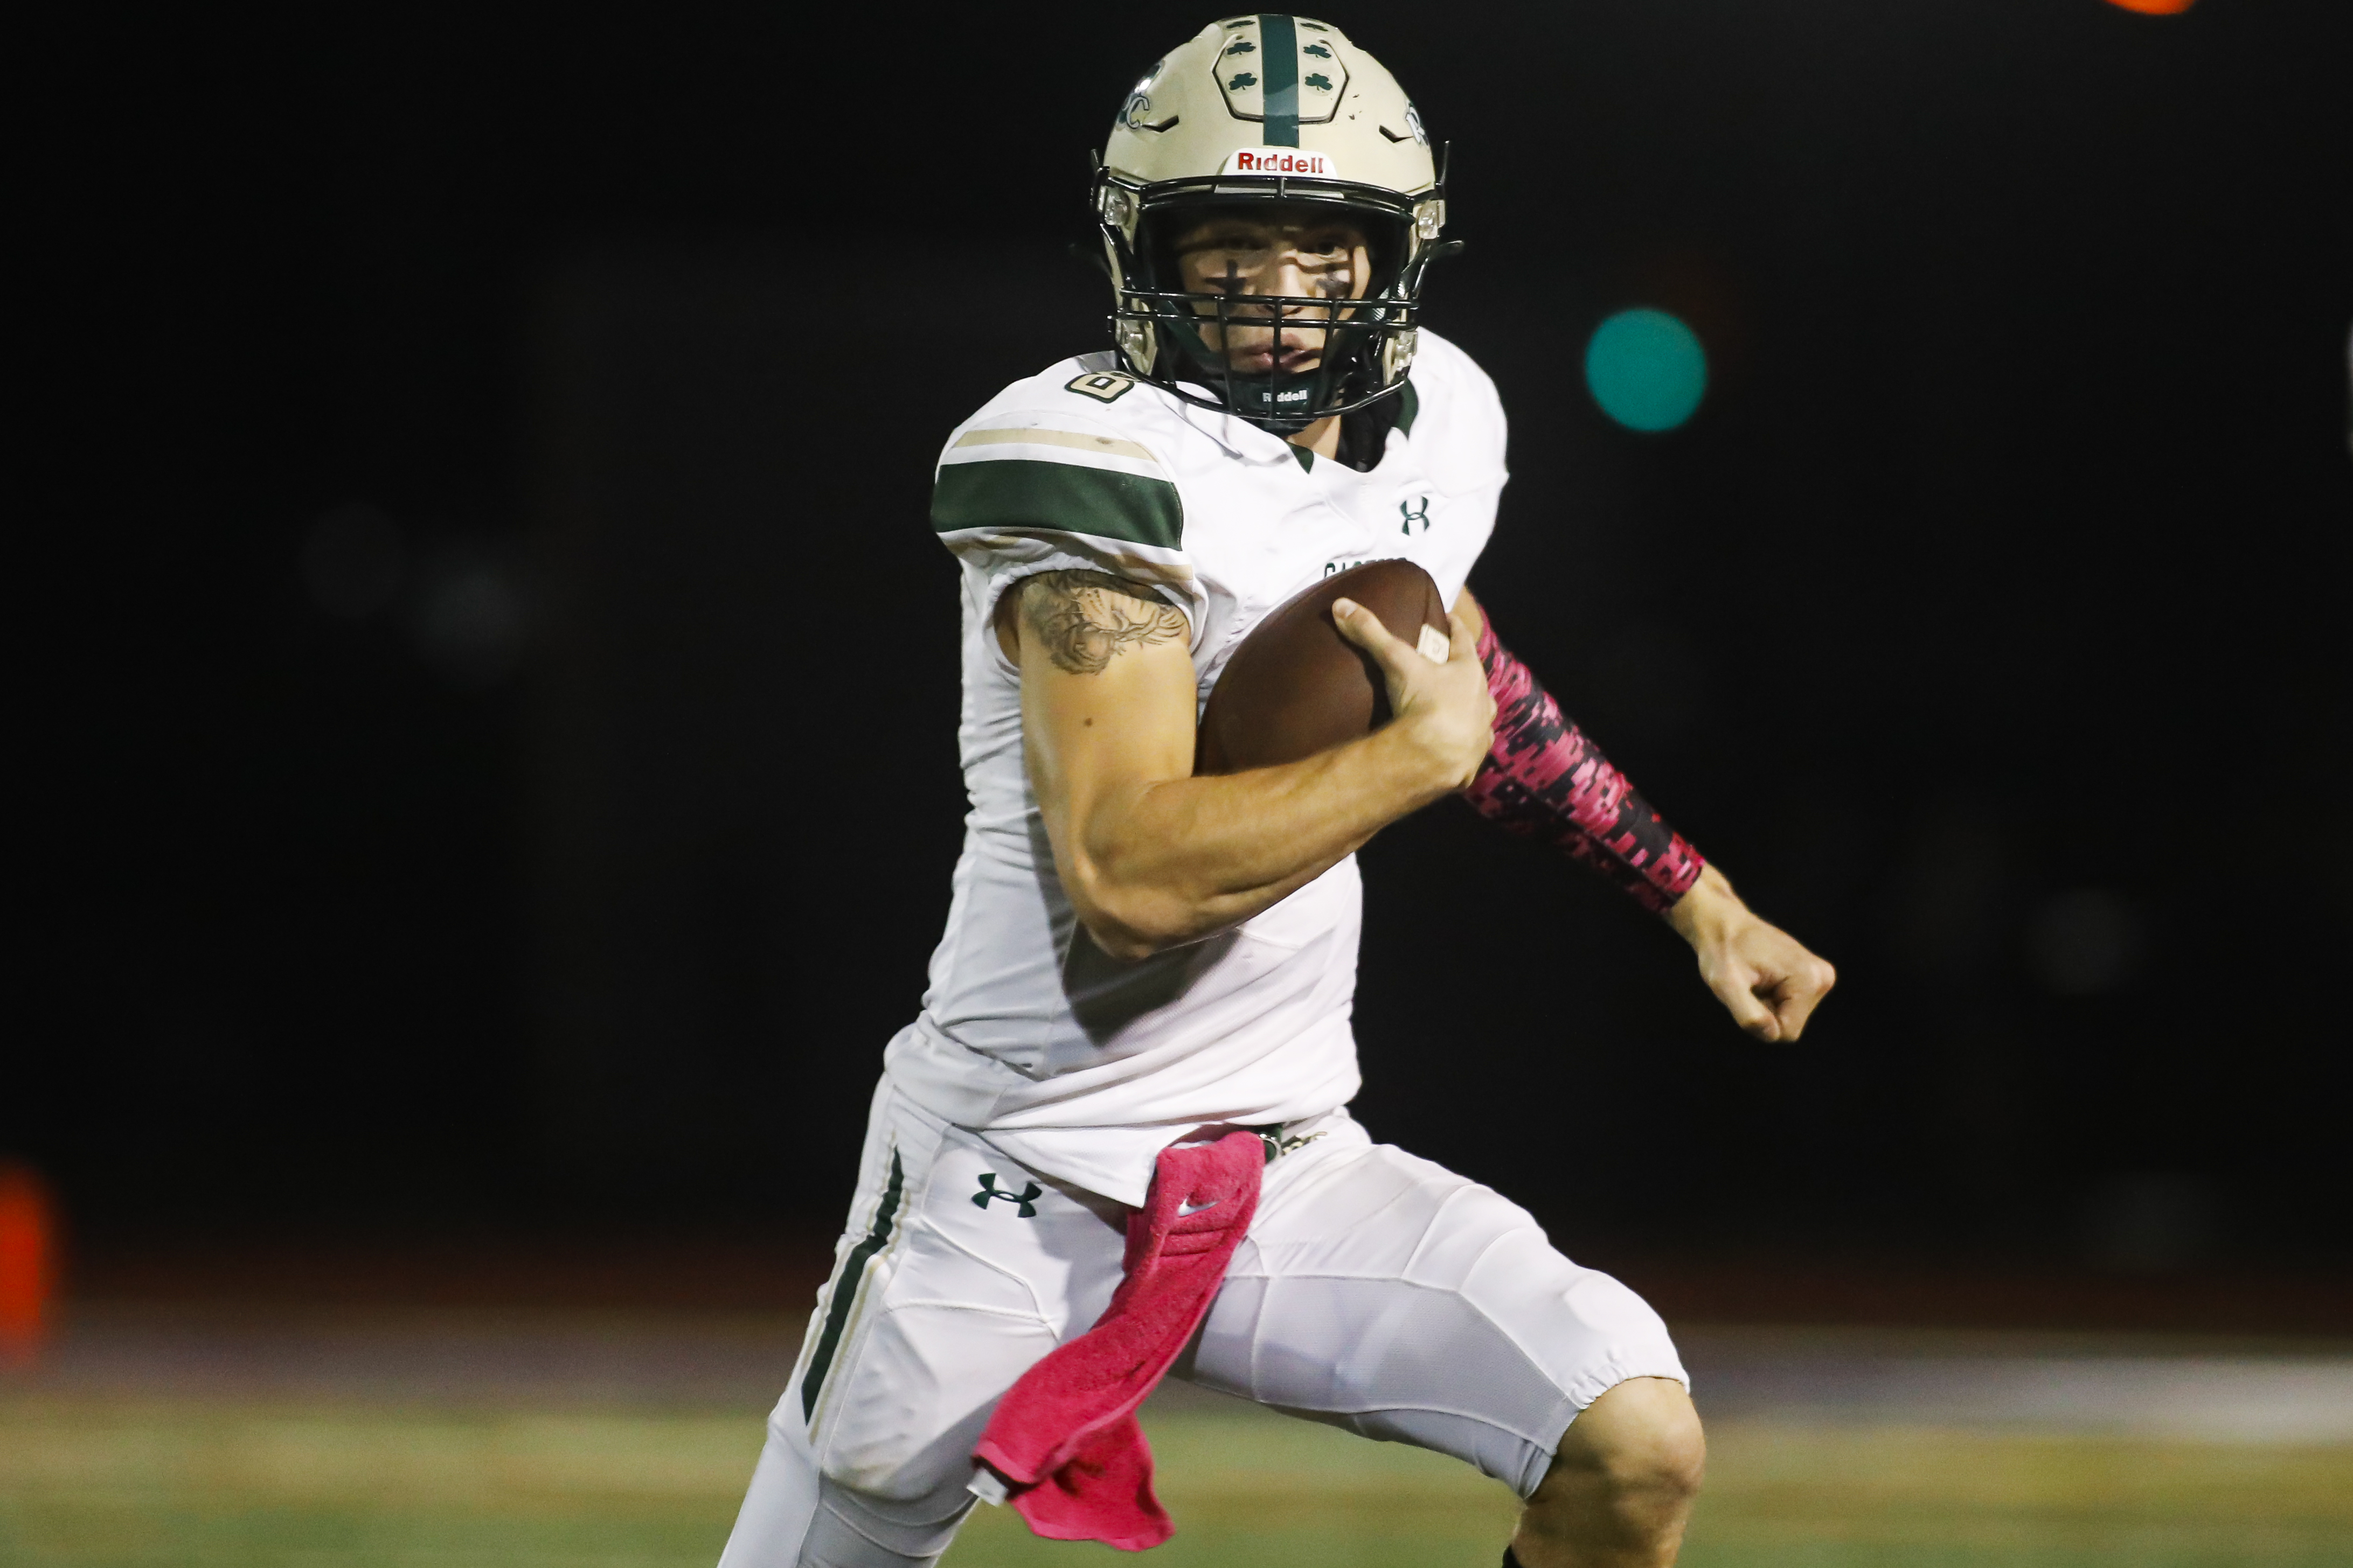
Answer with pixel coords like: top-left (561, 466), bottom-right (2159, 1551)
top-left (722, 17), bottom-right (1834, 1568)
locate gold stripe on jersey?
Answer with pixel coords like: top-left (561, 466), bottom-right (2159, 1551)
top-left (950, 427), bottom-right (1162, 465)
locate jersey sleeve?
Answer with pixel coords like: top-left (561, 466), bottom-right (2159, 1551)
top-left (932, 407), bottom-right (1200, 643)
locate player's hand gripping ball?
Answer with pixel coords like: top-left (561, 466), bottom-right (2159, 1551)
top-left (1196, 559), bottom-right (1452, 775)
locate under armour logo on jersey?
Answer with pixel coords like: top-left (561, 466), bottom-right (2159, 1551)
top-left (1399, 496), bottom-right (1432, 534)
top-left (972, 1174), bottom-right (1042, 1218)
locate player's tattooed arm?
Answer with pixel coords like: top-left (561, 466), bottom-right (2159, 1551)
top-left (1018, 570), bottom-right (1189, 676)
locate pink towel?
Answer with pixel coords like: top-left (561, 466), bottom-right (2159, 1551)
top-left (971, 1130), bottom-right (1264, 1551)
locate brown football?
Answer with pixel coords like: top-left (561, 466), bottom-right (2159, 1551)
top-left (1195, 559), bottom-right (1449, 776)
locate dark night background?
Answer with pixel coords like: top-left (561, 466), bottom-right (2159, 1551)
top-left (20, 2), bottom-right (2352, 1294)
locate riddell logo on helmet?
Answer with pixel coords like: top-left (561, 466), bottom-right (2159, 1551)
top-left (1220, 148), bottom-right (1336, 177)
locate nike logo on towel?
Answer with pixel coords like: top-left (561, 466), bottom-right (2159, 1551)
top-left (1177, 1199), bottom-right (1218, 1216)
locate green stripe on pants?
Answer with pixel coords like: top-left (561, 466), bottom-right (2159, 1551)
top-left (800, 1149), bottom-right (904, 1421)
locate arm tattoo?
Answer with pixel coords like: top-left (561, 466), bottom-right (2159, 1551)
top-left (1019, 569), bottom-right (1189, 675)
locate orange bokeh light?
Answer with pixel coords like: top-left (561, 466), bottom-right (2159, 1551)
top-left (2104, 0), bottom-right (2196, 13)
top-left (0, 1163), bottom-right (58, 1364)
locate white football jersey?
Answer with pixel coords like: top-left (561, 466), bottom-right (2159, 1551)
top-left (882, 330), bottom-right (1508, 1204)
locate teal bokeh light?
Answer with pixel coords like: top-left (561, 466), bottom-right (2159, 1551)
top-left (1584, 309), bottom-right (1708, 432)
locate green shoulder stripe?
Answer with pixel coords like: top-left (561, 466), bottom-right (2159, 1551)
top-left (1394, 379), bottom-right (1420, 435)
top-left (932, 459), bottom-right (1183, 551)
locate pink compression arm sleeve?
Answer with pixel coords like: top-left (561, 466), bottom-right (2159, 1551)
top-left (1462, 618), bottom-right (1706, 914)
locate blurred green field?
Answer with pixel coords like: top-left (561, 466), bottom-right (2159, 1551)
top-left (3, 1395), bottom-right (2349, 1568)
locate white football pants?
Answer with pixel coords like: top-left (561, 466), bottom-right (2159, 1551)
top-left (717, 1081), bottom-right (1688, 1567)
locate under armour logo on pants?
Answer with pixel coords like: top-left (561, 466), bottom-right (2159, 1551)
top-left (973, 1174), bottom-right (1043, 1218)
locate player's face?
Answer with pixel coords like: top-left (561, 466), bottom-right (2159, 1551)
top-left (1170, 208), bottom-right (1373, 376)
